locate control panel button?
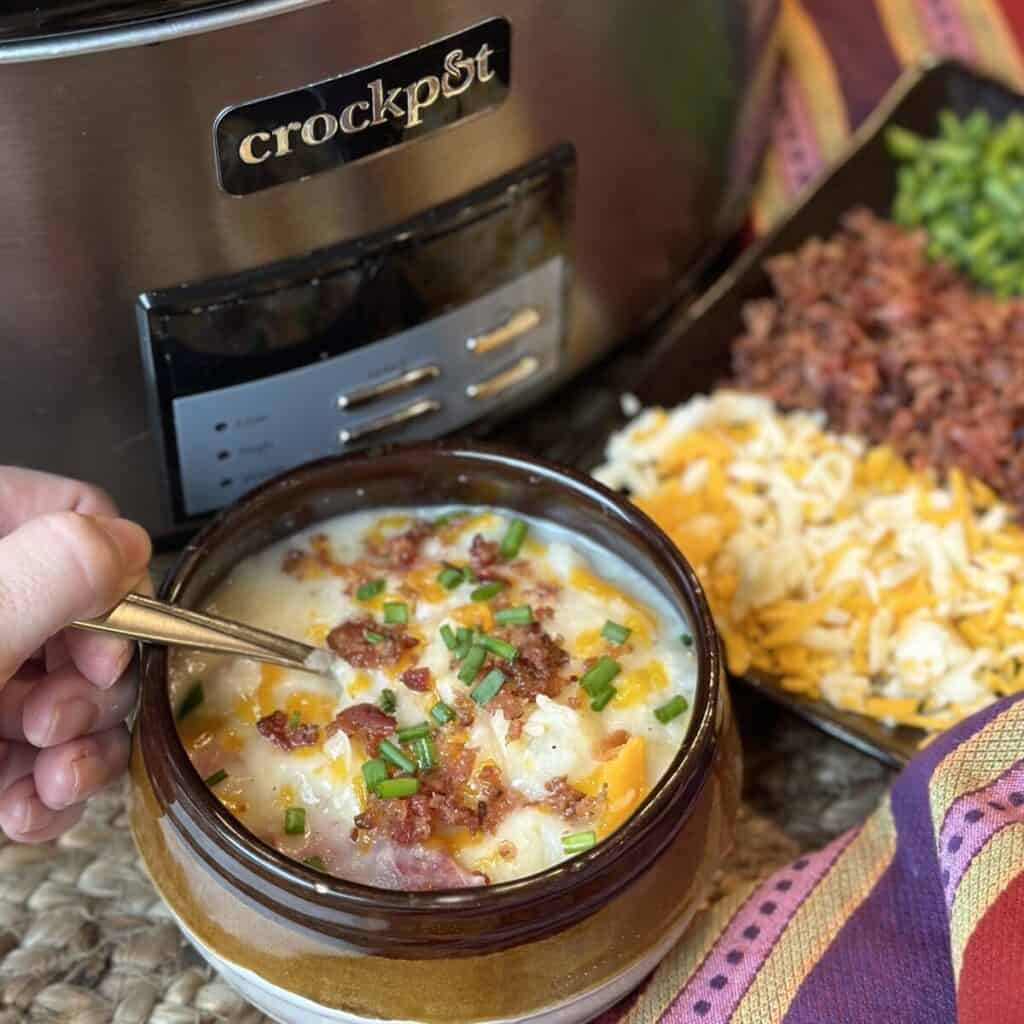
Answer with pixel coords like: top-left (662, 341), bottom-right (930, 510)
top-left (466, 355), bottom-right (540, 400)
top-left (338, 399), bottom-right (441, 445)
top-left (466, 308), bottom-right (541, 355)
top-left (337, 365), bottom-right (440, 410)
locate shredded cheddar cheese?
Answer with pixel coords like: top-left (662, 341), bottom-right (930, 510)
top-left (596, 390), bottom-right (1024, 741)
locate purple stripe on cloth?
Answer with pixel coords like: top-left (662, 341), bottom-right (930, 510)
top-left (660, 830), bottom-right (858, 1023)
top-left (773, 72), bottom-right (827, 196)
top-left (939, 760), bottom-right (1024, 908)
top-left (783, 697), bottom-right (1024, 1024)
top-left (915, 0), bottom-right (977, 61)
top-left (797, 0), bottom-right (903, 125)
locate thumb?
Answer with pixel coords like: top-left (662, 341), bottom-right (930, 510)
top-left (0, 512), bottom-right (151, 683)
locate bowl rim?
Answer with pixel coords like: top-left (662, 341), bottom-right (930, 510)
top-left (140, 439), bottom-right (723, 925)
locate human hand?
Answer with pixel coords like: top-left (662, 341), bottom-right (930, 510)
top-left (0, 467), bottom-right (151, 842)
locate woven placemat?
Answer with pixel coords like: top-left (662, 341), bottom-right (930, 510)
top-left (0, 779), bottom-right (803, 1024)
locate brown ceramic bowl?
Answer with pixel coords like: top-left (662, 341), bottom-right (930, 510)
top-left (129, 442), bottom-right (741, 1024)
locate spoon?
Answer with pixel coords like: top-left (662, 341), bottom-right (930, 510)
top-left (72, 593), bottom-right (338, 677)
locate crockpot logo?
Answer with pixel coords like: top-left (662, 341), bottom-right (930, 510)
top-left (239, 45), bottom-right (497, 165)
top-left (216, 19), bottom-right (511, 196)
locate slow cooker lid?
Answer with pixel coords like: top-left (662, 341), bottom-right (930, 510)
top-left (0, 1), bottom-right (253, 42)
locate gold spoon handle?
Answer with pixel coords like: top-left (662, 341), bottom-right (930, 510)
top-left (72, 593), bottom-right (321, 674)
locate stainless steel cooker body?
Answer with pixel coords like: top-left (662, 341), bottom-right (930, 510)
top-left (0, 0), bottom-right (779, 538)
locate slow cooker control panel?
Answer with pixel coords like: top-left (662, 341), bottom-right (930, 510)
top-left (138, 146), bottom-right (574, 525)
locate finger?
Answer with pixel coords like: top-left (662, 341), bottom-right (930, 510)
top-left (22, 665), bottom-right (137, 748)
top-left (0, 512), bottom-right (151, 683)
top-left (0, 675), bottom-right (35, 742)
top-left (0, 741), bottom-right (38, 792)
top-left (0, 775), bottom-right (84, 843)
top-left (34, 726), bottom-right (130, 811)
top-left (44, 633), bottom-right (72, 673)
top-left (62, 568), bottom-right (151, 688)
top-left (0, 467), bottom-right (118, 534)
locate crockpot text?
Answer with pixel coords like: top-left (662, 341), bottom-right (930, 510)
top-left (238, 44), bottom-right (496, 165)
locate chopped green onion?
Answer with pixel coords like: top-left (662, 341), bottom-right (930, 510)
top-left (412, 735), bottom-right (437, 771)
top-left (176, 682), bottom-right (204, 721)
top-left (479, 634), bottom-right (519, 661)
top-left (288, 710), bottom-right (301, 729)
top-left (397, 721), bottom-right (431, 742)
top-left (499, 518), bottom-right (528, 560)
top-left (590, 686), bottom-right (617, 712)
top-left (580, 656), bottom-right (621, 696)
top-left (456, 626), bottom-right (472, 645)
top-left (437, 566), bottom-right (465, 590)
top-left (204, 769), bottom-right (228, 788)
top-left (471, 580), bottom-right (507, 601)
top-left (562, 830), bottom-right (597, 855)
top-left (304, 856), bottom-right (326, 871)
top-left (602, 620), bottom-right (631, 645)
top-left (383, 601), bottom-right (408, 625)
top-left (284, 807), bottom-right (306, 835)
top-left (495, 605), bottom-right (533, 626)
top-left (471, 668), bottom-right (506, 706)
top-left (680, 633), bottom-right (694, 648)
top-left (376, 777), bottom-right (420, 799)
top-left (431, 701), bottom-right (456, 725)
top-left (654, 695), bottom-right (689, 724)
top-left (378, 739), bottom-right (416, 773)
top-left (458, 645), bottom-right (487, 683)
top-left (362, 758), bottom-right (388, 790)
top-left (364, 629), bottom-right (386, 644)
top-left (379, 688), bottom-right (397, 714)
top-left (356, 579), bottom-right (386, 601)
top-left (440, 624), bottom-right (457, 650)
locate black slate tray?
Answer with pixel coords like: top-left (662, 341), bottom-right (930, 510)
top-left (616, 58), bottom-right (1024, 768)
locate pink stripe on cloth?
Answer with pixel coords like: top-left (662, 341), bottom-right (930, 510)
top-left (939, 760), bottom-right (1024, 909)
top-left (915, 0), bottom-right (977, 61)
top-left (773, 71), bottom-right (827, 199)
top-left (659, 828), bottom-right (859, 1023)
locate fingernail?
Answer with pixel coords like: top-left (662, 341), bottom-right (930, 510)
top-left (94, 516), bottom-right (151, 575)
top-left (43, 699), bottom-right (98, 747)
top-left (104, 642), bottom-right (135, 689)
top-left (10, 796), bottom-right (48, 834)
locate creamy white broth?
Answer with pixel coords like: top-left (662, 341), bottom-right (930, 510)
top-left (170, 508), bottom-right (697, 890)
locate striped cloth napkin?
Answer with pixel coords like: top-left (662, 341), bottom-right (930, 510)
top-left (601, 694), bottom-right (1024, 1023)
top-left (598, 5), bottom-right (1024, 1021)
top-left (751, 0), bottom-right (1024, 232)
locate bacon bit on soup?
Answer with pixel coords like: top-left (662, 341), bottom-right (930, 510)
top-left (498, 841), bottom-right (517, 861)
top-left (256, 711), bottom-right (321, 751)
top-left (452, 694), bottom-right (477, 727)
top-left (473, 764), bottom-right (521, 831)
top-left (400, 667), bottom-right (432, 692)
top-left (469, 534), bottom-right (503, 580)
top-left (367, 519), bottom-right (435, 570)
top-left (327, 617), bottom-right (418, 668)
top-left (325, 703), bottom-right (396, 750)
top-left (541, 777), bottom-right (604, 822)
top-left (503, 623), bottom-right (570, 698)
top-left (355, 746), bottom-right (520, 846)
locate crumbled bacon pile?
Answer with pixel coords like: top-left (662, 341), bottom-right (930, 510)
top-left (487, 622), bottom-right (570, 737)
top-left (256, 711), bottom-right (320, 751)
top-left (326, 617), bottom-right (418, 669)
top-left (732, 208), bottom-right (1024, 510)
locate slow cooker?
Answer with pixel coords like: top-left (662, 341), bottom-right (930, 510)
top-left (0, 1), bottom-right (779, 540)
